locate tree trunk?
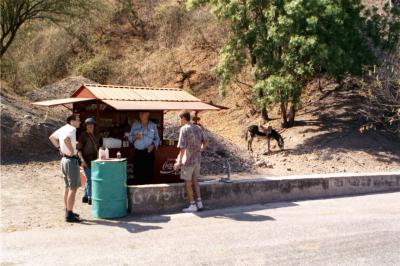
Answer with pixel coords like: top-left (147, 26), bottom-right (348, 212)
top-left (288, 104), bottom-right (296, 127)
top-left (280, 101), bottom-right (288, 128)
top-left (261, 105), bottom-right (269, 122)
top-left (1, 26), bottom-right (19, 57)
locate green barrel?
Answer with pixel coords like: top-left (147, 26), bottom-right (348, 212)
top-left (91, 160), bottom-right (127, 218)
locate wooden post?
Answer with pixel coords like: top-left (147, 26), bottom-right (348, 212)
top-left (193, 111), bottom-right (200, 125)
top-left (96, 100), bottom-right (100, 135)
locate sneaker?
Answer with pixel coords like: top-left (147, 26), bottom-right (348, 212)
top-left (196, 200), bottom-right (204, 211)
top-left (182, 204), bottom-right (198, 213)
top-left (65, 215), bottom-right (81, 223)
top-left (82, 197), bottom-right (88, 203)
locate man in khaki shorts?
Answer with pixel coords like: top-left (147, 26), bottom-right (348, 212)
top-left (49, 114), bottom-right (81, 222)
top-left (174, 111), bottom-right (207, 212)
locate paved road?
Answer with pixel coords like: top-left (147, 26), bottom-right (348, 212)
top-left (2, 192), bottom-right (400, 266)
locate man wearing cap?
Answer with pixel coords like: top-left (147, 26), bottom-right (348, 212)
top-left (77, 117), bottom-right (99, 205)
top-left (49, 114), bottom-right (81, 223)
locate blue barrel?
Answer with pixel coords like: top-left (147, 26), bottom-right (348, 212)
top-left (91, 160), bottom-right (127, 218)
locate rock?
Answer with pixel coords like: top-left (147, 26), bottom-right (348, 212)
top-left (24, 115), bottom-right (32, 119)
top-left (287, 167), bottom-right (292, 171)
top-left (307, 155), bottom-right (318, 161)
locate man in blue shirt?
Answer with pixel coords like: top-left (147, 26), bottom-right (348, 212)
top-left (128, 111), bottom-right (160, 184)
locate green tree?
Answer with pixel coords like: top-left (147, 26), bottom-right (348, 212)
top-left (0, 0), bottom-right (95, 57)
top-left (188, 0), bottom-right (399, 127)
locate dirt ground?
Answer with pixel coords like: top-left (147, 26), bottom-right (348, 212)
top-left (1, 132), bottom-right (399, 234)
top-left (1, 79), bottom-right (400, 233)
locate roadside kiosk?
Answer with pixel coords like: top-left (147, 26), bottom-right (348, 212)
top-left (33, 83), bottom-right (223, 185)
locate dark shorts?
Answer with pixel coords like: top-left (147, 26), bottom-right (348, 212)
top-left (61, 157), bottom-right (81, 189)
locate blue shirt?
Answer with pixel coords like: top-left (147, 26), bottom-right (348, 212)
top-left (128, 121), bottom-right (160, 150)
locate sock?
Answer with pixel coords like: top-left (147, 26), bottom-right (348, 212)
top-left (197, 198), bottom-right (202, 202)
top-left (67, 211), bottom-right (74, 217)
top-left (190, 201), bottom-right (195, 205)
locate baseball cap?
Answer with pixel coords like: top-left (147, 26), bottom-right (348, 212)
top-left (84, 117), bottom-right (96, 125)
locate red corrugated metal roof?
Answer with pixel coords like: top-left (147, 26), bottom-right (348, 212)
top-left (102, 100), bottom-right (220, 110)
top-left (32, 83), bottom-right (225, 111)
top-left (82, 84), bottom-right (200, 102)
top-left (32, 98), bottom-right (95, 106)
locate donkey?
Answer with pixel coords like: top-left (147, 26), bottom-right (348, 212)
top-left (245, 123), bottom-right (284, 153)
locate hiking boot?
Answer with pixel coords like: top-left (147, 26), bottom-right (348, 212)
top-left (82, 196), bottom-right (88, 203)
top-left (65, 209), bottom-right (79, 218)
top-left (196, 200), bottom-right (204, 211)
top-left (182, 204), bottom-right (198, 213)
top-left (65, 215), bottom-right (81, 223)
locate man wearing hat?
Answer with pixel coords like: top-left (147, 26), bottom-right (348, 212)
top-left (77, 117), bottom-right (99, 205)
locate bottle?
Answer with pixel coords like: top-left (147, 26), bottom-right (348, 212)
top-left (117, 151), bottom-right (121, 159)
top-left (105, 148), bottom-right (109, 159)
top-left (99, 147), bottom-right (105, 160)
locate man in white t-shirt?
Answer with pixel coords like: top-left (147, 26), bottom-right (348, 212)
top-left (49, 114), bottom-right (81, 223)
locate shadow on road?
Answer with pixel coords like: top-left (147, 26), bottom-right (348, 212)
top-left (80, 201), bottom-right (299, 230)
top-left (194, 201), bottom-right (298, 222)
top-left (80, 215), bottom-right (171, 233)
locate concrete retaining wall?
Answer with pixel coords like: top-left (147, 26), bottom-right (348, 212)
top-left (128, 172), bottom-right (400, 215)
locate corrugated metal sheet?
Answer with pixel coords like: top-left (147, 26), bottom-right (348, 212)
top-left (84, 84), bottom-right (199, 102)
top-left (102, 100), bottom-right (220, 111)
top-left (32, 84), bottom-right (224, 110)
top-left (32, 98), bottom-right (95, 106)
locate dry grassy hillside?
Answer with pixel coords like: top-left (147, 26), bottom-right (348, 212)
top-left (1, 0), bottom-right (399, 175)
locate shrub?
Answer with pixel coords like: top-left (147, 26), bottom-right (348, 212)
top-left (154, 1), bottom-right (188, 47)
top-left (72, 52), bottom-right (113, 84)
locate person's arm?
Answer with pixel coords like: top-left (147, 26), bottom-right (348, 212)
top-left (174, 148), bottom-right (185, 170)
top-left (77, 134), bottom-right (88, 167)
top-left (128, 122), bottom-right (140, 144)
top-left (49, 130), bottom-right (61, 154)
top-left (49, 136), bottom-right (60, 149)
top-left (174, 127), bottom-right (187, 169)
top-left (64, 137), bottom-right (74, 157)
top-left (147, 123), bottom-right (160, 152)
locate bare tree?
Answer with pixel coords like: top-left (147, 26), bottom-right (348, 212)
top-left (0, 0), bottom-right (94, 57)
top-left (360, 47), bottom-right (400, 136)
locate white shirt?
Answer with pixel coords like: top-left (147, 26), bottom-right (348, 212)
top-left (50, 124), bottom-right (77, 155)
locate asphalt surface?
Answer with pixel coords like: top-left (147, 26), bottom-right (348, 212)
top-left (2, 192), bottom-right (400, 266)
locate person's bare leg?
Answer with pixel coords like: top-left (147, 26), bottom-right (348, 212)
top-left (185, 180), bottom-right (194, 203)
top-left (64, 188), bottom-right (68, 209)
top-left (67, 188), bottom-right (77, 211)
top-left (192, 176), bottom-right (201, 200)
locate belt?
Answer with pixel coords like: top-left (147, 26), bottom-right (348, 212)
top-left (63, 155), bottom-right (79, 160)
